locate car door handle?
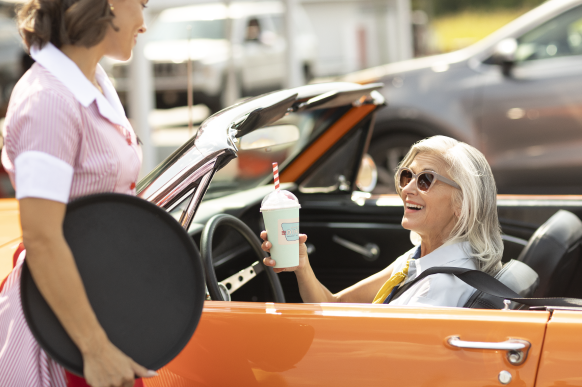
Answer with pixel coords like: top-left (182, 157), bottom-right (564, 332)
top-left (446, 336), bottom-right (531, 365)
top-left (332, 235), bottom-right (380, 261)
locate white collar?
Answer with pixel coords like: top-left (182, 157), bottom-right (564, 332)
top-left (30, 43), bottom-right (131, 130)
top-left (410, 241), bottom-right (473, 276)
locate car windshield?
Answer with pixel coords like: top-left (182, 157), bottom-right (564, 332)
top-left (149, 19), bottom-right (226, 41)
top-left (203, 107), bottom-right (350, 201)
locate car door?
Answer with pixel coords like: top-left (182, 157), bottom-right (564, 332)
top-left (535, 309), bottom-right (582, 386)
top-left (479, 4), bottom-right (582, 194)
top-left (144, 302), bottom-right (550, 387)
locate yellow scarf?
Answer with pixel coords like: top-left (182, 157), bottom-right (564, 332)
top-left (372, 260), bottom-right (411, 304)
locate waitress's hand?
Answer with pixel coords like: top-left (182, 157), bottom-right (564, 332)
top-left (260, 231), bottom-right (308, 273)
top-left (83, 337), bottom-right (157, 387)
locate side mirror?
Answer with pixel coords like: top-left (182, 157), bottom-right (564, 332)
top-left (492, 38), bottom-right (518, 77)
top-left (239, 124), bottom-right (300, 150)
top-left (356, 154), bottom-right (378, 193)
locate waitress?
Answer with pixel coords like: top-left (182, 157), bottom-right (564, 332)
top-left (0, 1), bottom-right (156, 386)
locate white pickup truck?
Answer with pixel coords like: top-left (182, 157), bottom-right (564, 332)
top-left (109, 1), bottom-right (317, 112)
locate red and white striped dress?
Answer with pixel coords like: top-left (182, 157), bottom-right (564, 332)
top-left (0, 43), bottom-right (142, 386)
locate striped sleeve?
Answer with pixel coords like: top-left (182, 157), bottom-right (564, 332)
top-left (5, 89), bottom-right (81, 202)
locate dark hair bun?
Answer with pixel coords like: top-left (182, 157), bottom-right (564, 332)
top-left (18, 0), bottom-right (116, 50)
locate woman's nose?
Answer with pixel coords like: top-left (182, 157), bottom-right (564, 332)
top-left (401, 178), bottom-right (418, 195)
top-left (139, 22), bottom-right (147, 34)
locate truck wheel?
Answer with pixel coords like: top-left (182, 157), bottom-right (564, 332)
top-left (367, 133), bottom-right (424, 193)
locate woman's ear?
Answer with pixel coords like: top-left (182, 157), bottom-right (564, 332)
top-left (453, 198), bottom-right (462, 219)
top-left (454, 199), bottom-right (462, 218)
top-left (451, 190), bottom-right (463, 219)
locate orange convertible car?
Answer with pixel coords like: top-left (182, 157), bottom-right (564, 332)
top-left (1, 83), bottom-right (582, 386)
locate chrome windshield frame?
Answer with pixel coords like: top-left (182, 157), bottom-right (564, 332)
top-left (137, 82), bottom-right (385, 231)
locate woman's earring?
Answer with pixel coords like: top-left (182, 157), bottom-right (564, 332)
top-left (109, 4), bottom-right (114, 12)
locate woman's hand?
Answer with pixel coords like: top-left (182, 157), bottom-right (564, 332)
top-left (83, 337), bottom-right (156, 387)
top-left (260, 231), bottom-right (308, 273)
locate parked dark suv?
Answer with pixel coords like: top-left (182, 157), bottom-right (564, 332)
top-left (341, 0), bottom-right (582, 194)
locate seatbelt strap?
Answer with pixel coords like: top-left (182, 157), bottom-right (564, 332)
top-left (393, 266), bottom-right (582, 308)
top-left (389, 279), bottom-right (416, 303)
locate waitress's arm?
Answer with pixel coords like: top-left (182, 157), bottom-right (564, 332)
top-left (20, 198), bottom-right (155, 385)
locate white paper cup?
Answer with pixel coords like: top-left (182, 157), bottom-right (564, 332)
top-left (261, 206), bottom-right (300, 268)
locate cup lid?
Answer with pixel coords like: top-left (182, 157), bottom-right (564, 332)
top-left (261, 190), bottom-right (300, 210)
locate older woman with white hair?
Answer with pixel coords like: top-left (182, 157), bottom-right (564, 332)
top-left (261, 135), bottom-right (504, 307)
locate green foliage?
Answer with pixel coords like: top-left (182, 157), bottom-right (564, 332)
top-left (413, 0), bottom-right (547, 16)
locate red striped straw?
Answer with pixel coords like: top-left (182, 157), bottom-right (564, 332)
top-left (272, 162), bottom-right (280, 192)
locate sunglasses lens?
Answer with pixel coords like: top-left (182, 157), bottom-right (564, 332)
top-left (399, 170), bottom-right (413, 188)
top-left (417, 173), bottom-right (435, 191)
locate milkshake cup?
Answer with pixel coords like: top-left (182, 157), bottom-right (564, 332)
top-left (261, 163), bottom-right (301, 268)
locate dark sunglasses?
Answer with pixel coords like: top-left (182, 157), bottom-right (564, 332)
top-left (397, 167), bottom-right (460, 192)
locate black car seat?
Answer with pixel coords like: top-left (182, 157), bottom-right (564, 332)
top-left (464, 259), bottom-right (539, 309)
top-left (517, 210), bottom-right (582, 298)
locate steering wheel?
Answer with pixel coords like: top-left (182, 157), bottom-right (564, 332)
top-left (200, 214), bottom-right (286, 302)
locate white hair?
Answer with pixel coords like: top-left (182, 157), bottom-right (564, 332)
top-left (396, 135), bottom-right (503, 275)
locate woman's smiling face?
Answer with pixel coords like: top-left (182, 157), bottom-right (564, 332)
top-left (103, 0), bottom-right (148, 61)
top-left (400, 152), bottom-right (460, 244)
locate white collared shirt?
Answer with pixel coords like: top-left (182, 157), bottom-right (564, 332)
top-left (388, 241), bottom-right (478, 307)
top-left (2, 43), bottom-right (142, 203)
top-left (30, 43), bottom-right (132, 130)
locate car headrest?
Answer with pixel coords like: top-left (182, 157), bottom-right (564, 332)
top-left (517, 210), bottom-right (582, 297)
top-left (464, 259), bottom-right (539, 309)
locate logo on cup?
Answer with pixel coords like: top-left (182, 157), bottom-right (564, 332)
top-left (281, 222), bottom-right (299, 241)
top-left (277, 217), bottom-right (299, 245)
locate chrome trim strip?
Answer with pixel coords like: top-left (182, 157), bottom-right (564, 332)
top-left (150, 159), bottom-right (216, 209)
top-left (498, 199), bottom-right (582, 207)
top-left (501, 234), bottom-right (529, 246)
top-left (179, 170), bottom-right (214, 231)
top-left (301, 222), bottom-right (404, 230)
